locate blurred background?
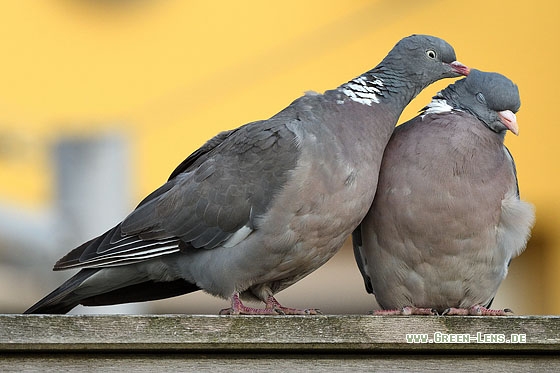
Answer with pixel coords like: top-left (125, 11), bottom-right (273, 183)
top-left (0, 0), bottom-right (558, 315)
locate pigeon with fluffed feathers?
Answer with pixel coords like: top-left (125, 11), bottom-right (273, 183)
top-left (25, 34), bottom-right (468, 315)
top-left (352, 69), bottom-right (535, 316)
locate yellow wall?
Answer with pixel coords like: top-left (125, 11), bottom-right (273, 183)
top-left (1, 1), bottom-right (558, 313)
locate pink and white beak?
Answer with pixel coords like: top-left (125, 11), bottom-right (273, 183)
top-left (450, 61), bottom-right (470, 76)
top-left (499, 110), bottom-right (519, 135)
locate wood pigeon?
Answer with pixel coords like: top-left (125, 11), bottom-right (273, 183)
top-left (353, 69), bottom-right (535, 316)
top-left (25, 35), bottom-right (468, 315)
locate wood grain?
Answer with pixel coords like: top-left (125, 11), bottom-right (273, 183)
top-left (1, 315), bottom-right (559, 371)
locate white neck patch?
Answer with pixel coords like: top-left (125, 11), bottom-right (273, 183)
top-left (338, 76), bottom-right (383, 106)
top-left (421, 98), bottom-right (456, 118)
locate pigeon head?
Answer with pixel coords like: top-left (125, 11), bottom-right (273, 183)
top-left (337, 35), bottom-right (468, 108)
top-left (381, 34), bottom-right (470, 87)
top-left (444, 69), bottom-right (521, 135)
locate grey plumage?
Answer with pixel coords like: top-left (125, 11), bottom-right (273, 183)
top-left (25, 34), bottom-right (468, 315)
top-left (353, 69), bottom-right (535, 315)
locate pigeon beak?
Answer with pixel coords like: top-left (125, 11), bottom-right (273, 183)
top-left (499, 110), bottom-right (519, 135)
top-left (450, 61), bottom-right (470, 76)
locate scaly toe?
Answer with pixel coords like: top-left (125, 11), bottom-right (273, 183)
top-left (305, 308), bottom-right (322, 315)
top-left (442, 305), bottom-right (513, 316)
top-left (272, 308), bottom-right (286, 315)
top-left (373, 306), bottom-right (436, 316)
top-left (401, 306), bottom-right (438, 315)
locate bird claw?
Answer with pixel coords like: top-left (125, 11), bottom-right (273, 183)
top-left (373, 306), bottom-right (437, 316)
top-left (219, 307), bottom-right (235, 315)
top-left (271, 307), bottom-right (321, 315)
top-left (218, 305), bottom-right (283, 316)
top-left (373, 304), bottom-right (513, 316)
top-left (219, 293), bottom-right (321, 315)
top-left (442, 305), bottom-right (513, 316)
top-left (401, 306), bottom-right (438, 316)
top-left (300, 308), bottom-right (322, 315)
top-left (267, 296), bottom-right (321, 315)
top-left (219, 293), bottom-right (283, 315)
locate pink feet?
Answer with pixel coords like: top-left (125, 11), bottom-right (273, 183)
top-left (442, 305), bottom-right (513, 316)
top-left (373, 306), bottom-right (437, 316)
top-left (372, 304), bottom-right (512, 316)
top-left (265, 296), bottom-right (322, 315)
top-left (219, 293), bottom-right (322, 315)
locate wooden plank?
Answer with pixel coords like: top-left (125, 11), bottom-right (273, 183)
top-left (1, 315), bottom-right (559, 353)
top-left (2, 354), bottom-right (560, 372)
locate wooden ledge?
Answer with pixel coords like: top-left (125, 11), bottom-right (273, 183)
top-left (1, 314), bottom-right (559, 353)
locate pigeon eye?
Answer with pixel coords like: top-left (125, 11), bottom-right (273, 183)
top-left (426, 50), bottom-right (437, 59)
top-left (476, 92), bottom-right (486, 104)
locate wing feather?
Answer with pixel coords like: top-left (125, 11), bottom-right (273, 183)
top-left (54, 115), bottom-right (300, 270)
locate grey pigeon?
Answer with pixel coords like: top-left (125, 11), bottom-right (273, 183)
top-left (25, 35), bottom-right (468, 315)
top-left (352, 69), bottom-right (535, 316)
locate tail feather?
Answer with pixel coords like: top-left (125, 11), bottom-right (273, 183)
top-left (81, 279), bottom-right (200, 307)
top-left (24, 268), bottom-right (201, 314)
top-left (24, 268), bottom-right (100, 314)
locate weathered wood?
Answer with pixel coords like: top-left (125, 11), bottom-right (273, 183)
top-left (1, 315), bottom-right (559, 371)
top-left (2, 354), bottom-right (560, 372)
top-left (1, 315), bottom-right (559, 352)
